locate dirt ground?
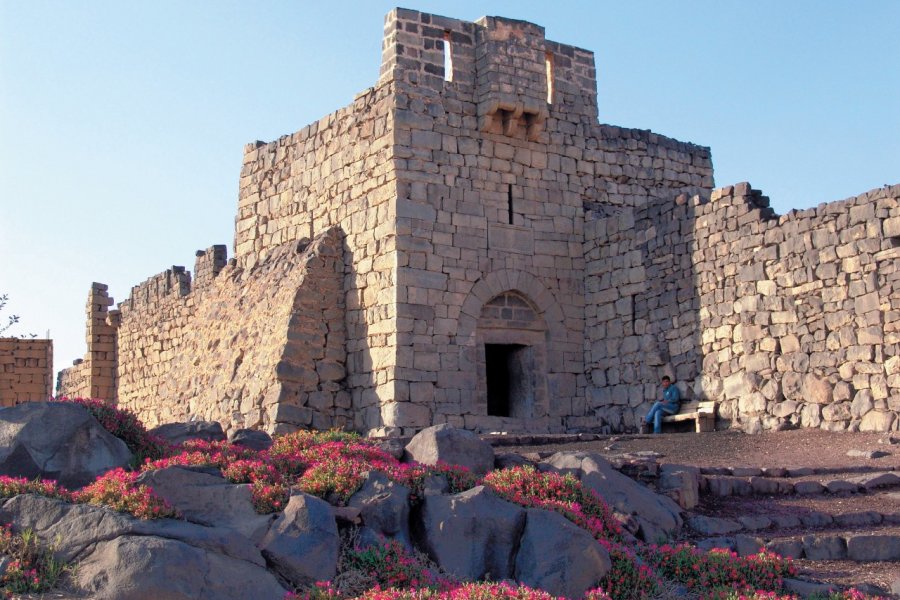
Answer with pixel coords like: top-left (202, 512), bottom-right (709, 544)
top-left (507, 428), bottom-right (900, 596)
top-left (508, 429), bottom-right (900, 472)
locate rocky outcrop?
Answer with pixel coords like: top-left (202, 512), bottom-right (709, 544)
top-left (543, 451), bottom-right (683, 543)
top-left (135, 466), bottom-right (273, 542)
top-left (76, 534), bottom-right (286, 600)
top-left (258, 492), bottom-right (340, 587)
top-left (0, 494), bottom-right (287, 599)
top-left (405, 424), bottom-right (495, 476)
top-left (515, 509), bottom-right (611, 598)
top-left (417, 486), bottom-right (525, 580)
top-left (0, 417), bottom-right (684, 599)
top-left (348, 471), bottom-right (411, 547)
top-left (229, 428), bottom-right (273, 451)
top-left (0, 402), bottom-right (132, 488)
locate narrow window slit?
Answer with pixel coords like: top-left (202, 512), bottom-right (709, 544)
top-left (545, 51), bottom-right (554, 104)
top-left (507, 184), bottom-right (514, 224)
top-left (443, 31), bottom-right (453, 82)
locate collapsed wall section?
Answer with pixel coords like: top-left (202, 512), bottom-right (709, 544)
top-left (56, 283), bottom-right (117, 400)
top-left (112, 229), bottom-right (347, 433)
top-left (234, 83), bottom-right (397, 434)
top-left (694, 183), bottom-right (900, 433)
top-left (0, 338), bottom-right (53, 406)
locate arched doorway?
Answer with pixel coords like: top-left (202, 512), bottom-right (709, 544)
top-left (475, 291), bottom-right (548, 420)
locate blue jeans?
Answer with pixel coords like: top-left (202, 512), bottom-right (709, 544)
top-left (645, 401), bottom-right (679, 433)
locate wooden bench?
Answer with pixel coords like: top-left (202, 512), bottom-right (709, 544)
top-left (662, 401), bottom-right (717, 433)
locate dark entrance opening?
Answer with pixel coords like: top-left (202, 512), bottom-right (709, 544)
top-left (485, 343), bottom-right (533, 418)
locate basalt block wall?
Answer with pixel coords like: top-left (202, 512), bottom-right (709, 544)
top-left (0, 339), bottom-right (52, 406)
top-left (693, 183), bottom-right (900, 433)
top-left (56, 283), bottom-right (116, 400)
top-left (57, 9), bottom-right (898, 435)
top-left (585, 186), bottom-right (705, 432)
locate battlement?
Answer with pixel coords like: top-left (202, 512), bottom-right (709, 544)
top-left (118, 244), bottom-right (228, 314)
top-left (119, 267), bottom-right (191, 314)
top-left (379, 9), bottom-right (597, 131)
top-left (194, 245), bottom-right (228, 287)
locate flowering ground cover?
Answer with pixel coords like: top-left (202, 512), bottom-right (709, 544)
top-left (0, 523), bottom-right (68, 596)
top-left (0, 398), bottom-right (889, 600)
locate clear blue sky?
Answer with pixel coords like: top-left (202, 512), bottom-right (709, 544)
top-left (1, 1), bottom-right (898, 381)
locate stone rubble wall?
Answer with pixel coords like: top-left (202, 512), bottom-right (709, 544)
top-left (110, 228), bottom-right (346, 434)
top-left (584, 182), bottom-right (900, 434)
top-left (234, 82), bottom-right (398, 434)
top-left (694, 183), bottom-right (900, 433)
top-left (55, 358), bottom-right (88, 399)
top-left (0, 338), bottom-right (52, 406)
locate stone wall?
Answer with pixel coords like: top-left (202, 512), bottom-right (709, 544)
top-left (584, 189), bottom-right (705, 432)
top-left (584, 181), bottom-right (900, 434)
top-left (234, 82), bottom-right (397, 434)
top-left (60, 229), bottom-right (347, 434)
top-left (56, 283), bottom-right (116, 400)
top-left (694, 183), bottom-right (900, 433)
top-left (0, 338), bottom-right (52, 406)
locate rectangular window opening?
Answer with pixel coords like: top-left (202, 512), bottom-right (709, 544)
top-left (507, 184), bottom-right (514, 225)
top-left (545, 51), bottom-right (554, 104)
top-left (443, 31), bottom-right (454, 82)
top-left (485, 343), bottom-right (533, 418)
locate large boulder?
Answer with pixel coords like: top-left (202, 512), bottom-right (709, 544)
top-left (418, 486), bottom-right (525, 581)
top-left (0, 402), bottom-right (132, 488)
top-left (135, 466), bottom-right (273, 542)
top-left (860, 411), bottom-right (896, 433)
top-left (405, 424), bottom-right (494, 476)
top-left (542, 452), bottom-right (683, 542)
top-left (0, 494), bottom-right (263, 565)
top-left (0, 494), bottom-right (287, 599)
top-left (514, 508), bottom-right (611, 598)
top-left (258, 492), bottom-right (340, 587)
top-left (149, 421), bottom-right (226, 446)
top-left (658, 464), bottom-right (700, 510)
top-left (76, 535), bottom-right (287, 600)
top-left (228, 428), bottom-right (273, 451)
top-left (348, 471), bottom-right (411, 547)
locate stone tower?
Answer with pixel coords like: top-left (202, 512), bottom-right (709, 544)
top-left (230, 10), bottom-right (711, 435)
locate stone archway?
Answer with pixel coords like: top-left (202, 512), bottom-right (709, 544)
top-left (455, 270), bottom-right (568, 430)
top-left (477, 291), bottom-right (547, 420)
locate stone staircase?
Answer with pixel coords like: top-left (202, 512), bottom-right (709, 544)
top-left (672, 465), bottom-right (900, 561)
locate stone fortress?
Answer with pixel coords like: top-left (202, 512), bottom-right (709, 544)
top-left (57, 9), bottom-right (900, 437)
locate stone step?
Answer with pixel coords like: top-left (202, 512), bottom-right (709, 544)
top-left (701, 470), bottom-right (900, 497)
top-left (699, 464), bottom-right (899, 478)
top-left (694, 527), bottom-right (900, 562)
top-left (482, 432), bottom-right (605, 447)
top-left (687, 509), bottom-right (900, 537)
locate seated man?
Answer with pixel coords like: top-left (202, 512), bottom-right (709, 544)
top-left (643, 376), bottom-right (681, 434)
